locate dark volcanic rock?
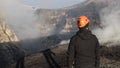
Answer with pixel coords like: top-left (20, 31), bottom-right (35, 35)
top-left (0, 17), bottom-right (25, 68)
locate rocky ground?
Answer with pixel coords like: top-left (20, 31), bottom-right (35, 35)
top-left (8, 44), bottom-right (120, 68)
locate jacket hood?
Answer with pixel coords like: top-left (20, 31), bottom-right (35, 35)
top-left (76, 29), bottom-right (92, 40)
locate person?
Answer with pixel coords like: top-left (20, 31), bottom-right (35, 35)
top-left (67, 15), bottom-right (100, 68)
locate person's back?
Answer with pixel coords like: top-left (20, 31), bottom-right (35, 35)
top-left (67, 16), bottom-right (100, 68)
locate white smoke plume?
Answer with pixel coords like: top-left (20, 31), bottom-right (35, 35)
top-left (0, 0), bottom-right (58, 40)
top-left (93, 0), bottom-right (120, 46)
top-left (0, 0), bottom-right (40, 40)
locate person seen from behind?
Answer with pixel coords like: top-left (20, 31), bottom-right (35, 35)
top-left (67, 15), bottom-right (100, 68)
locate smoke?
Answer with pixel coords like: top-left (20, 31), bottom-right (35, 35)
top-left (0, 0), bottom-right (59, 39)
top-left (0, 0), bottom-right (41, 40)
top-left (0, 0), bottom-right (67, 53)
top-left (93, 0), bottom-right (120, 46)
top-left (2, 0), bottom-right (120, 52)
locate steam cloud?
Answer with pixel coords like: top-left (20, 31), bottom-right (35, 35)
top-left (93, 0), bottom-right (120, 46)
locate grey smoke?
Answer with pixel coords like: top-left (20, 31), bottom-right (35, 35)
top-left (93, 0), bottom-right (120, 46)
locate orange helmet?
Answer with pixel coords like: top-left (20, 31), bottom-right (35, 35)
top-left (77, 15), bottom-right (90, 28)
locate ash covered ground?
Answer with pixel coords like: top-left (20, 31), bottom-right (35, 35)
top-left (8, 44), bottom-right (120, 68)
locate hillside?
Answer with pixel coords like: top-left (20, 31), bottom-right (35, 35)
top-left (34, 0), bottom-right (107, 37)
top-left (1, 0), bottom-right (120, 68)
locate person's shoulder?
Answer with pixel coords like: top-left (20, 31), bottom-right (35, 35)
top-left (70, 34), bottom-right (78, 40)
top-left (91, 34), bottom-right (97, 37)
top-left (91, 34), bottom-right (99, 40)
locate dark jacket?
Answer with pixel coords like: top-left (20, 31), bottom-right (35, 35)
top-left (67, 29), bottom-right (100, 68)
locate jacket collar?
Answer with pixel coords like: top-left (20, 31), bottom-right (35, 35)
top-left (76, 29), bottom-right (92, 40)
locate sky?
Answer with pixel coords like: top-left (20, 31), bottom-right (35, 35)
top-left (18, 0), bottom-right (85, 9)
